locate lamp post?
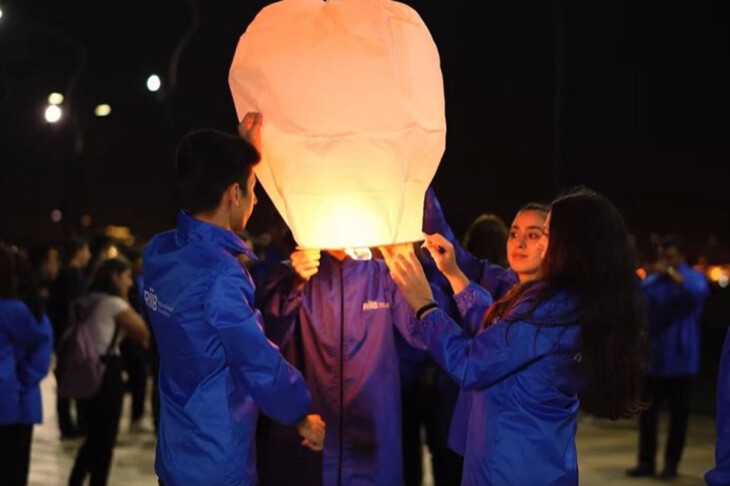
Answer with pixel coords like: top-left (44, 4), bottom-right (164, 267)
top-left (19, 11), bottom-right (89, 238)
top-left (163, 0), bottom-right (200, 136)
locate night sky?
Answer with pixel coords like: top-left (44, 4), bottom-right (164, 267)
top-left (1, 0), bottom-right (729, 262)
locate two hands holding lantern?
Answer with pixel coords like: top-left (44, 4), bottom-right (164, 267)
top-left (379, 233), bottom-right (468, 319)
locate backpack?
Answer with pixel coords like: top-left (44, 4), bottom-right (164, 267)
top-left (56, 295), bottom-right (120, 399)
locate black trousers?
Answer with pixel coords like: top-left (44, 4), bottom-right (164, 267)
top-left (68, 356), bottom-right (124, 486)
top-left (402, 364), bottom-right (464, 486)
top-left (401, 381), bottom-right (426, 486)
top-left (0, 423), bottom-right (33, 486)
top-left (120, 338), bottom-right (149, 422)
top-left (637, 375), bottom-right (693, 470)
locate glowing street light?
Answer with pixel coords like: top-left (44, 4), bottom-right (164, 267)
top-left (94, 103), bottom-right (111, 117)
top-left (146, 74), bottom-right (161, 92)
top-left (48, 92), bottom-right (64, 105)
top-left (45, 104), bottom-right (62, 123)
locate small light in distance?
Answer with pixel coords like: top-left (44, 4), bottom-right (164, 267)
top-left (94, 104), bottom-right (112, 117)
top-left (45, 105), bottom-right (62, 123)
top-left (51, 209), bottom-right (63, 223)
top-left (48, 92), bottom-right (65, 105)
top-left (146, 74), bottom-right (162, 92)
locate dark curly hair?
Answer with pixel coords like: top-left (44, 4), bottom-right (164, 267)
top-left (483, 186), bottom-right (647, 419)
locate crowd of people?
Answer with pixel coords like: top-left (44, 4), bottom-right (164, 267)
top-left (0, 110), bottom-right (727, 486)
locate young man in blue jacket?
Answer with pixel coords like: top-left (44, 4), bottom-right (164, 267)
top-left (143, 113), bottom-right (324, 486)
top-left (627, 234), bottom-right (710, 480)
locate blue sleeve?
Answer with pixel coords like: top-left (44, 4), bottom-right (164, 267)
top-left (422, 187), bottom-right (481, 281)
top-left (254, 262), bottom-right (303, 347)
top-left (2, 300), bottom-right (46, 348)
top-left (206, 267), bottom-right (311, 426)
top-left (17, 313), bottom-right (53, 388)
top-left (421, 187), bottom-right (511, 295)
top-left (453, 282), bottom-right (493, 336)
top-left (642, 271), bottom-right (709, 308)
top-left (419, 308), bottom-right (563, 391)
top-left (679, 270), bottom-right (710, 303)
top-left (707, 326), bottom-right (730, 486)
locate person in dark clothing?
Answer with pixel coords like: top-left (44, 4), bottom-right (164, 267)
top-left (120, 247), bottom-right (153, 433)
top-left (27, 243), bottom-right (60, 307)
top-left (47, 235), bottom-right (91, 438)
top-left (461, 213), bottom-right (509, 268)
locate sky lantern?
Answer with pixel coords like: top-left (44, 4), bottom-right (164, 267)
top-left (229, 0), bottom-right (445, 252)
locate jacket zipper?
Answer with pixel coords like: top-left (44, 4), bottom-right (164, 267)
top-left (337, 265), bottom-right (345, 486)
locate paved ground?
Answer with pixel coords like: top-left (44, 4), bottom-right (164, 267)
top-left (28, 372), bottom-right (716, 485)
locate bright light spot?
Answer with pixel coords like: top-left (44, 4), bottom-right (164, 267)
top-left (106, 245), bottom-right (119, 259)
top-left (0, 8), bottom-right (4, 20)
top-left (720, 274), bottom-right (729, 289)
top-left (45, 104), bottom-right (62, 123)
top-left (146, 74), bottom-right (161, 92)
top-left (94, 104), bottom-right (111, 117)
top-left (48, 92), bottom-right (64, 105)
top-left (708, 266), bottom-right (724, 282)
top-left (50, 209), bottom-right (62, 223)
top-left (345, 247), bottom-right (372, 260)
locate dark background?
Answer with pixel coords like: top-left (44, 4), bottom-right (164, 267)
top-left (1, 0), bottom-right (729, 260)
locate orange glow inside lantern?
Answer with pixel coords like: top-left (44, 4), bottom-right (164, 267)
top-left (229, 0), bottom-right (445, 252)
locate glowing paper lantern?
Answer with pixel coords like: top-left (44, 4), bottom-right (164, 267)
top-left (229, 0), bottom-right (445, 250)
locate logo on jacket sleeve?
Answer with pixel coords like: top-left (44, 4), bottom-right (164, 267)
top-left (144, 288), bottom-right (174, 317)
top-left (362, 300), bottom-right (391, 311)
top-left (144, 288), bottom-right (158, 311)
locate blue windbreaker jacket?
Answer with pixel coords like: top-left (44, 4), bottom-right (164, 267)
top-left (641, 263), bottom-right (709, 377)
top-left (706, 325), bottom-right (730, 486)
top-left (421, 284), bottom-right (583, 486)
top-left (421, 187), bottom-right (518, 456)
top-left (0, 299), bottom-right (53, 426)
top-left (255, 252), bottom-right (426, 486)
top-left (143, 211), bottom-right (312, 486)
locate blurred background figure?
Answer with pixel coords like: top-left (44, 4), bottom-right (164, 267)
top-left (627, 234), bottom-right (710, 480)
top-left (120, 246), bottom-right (154, 434)
top-left (27, 243), bottom-right (61, 307)
top-left (48, 236), bottom-right (92, 439)
top-left (85, 233), bottom-right (119, 282)
top-left (67, 257), bottom-right (150, 486)
top-left (0, 243), bottom-right (54, 486)
top-left (461, 213), bottom-right (509, 268)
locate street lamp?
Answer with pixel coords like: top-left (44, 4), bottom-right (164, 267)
top-left (44, 104), bottom-right (62, 123)
top-left (146, 74), bottom-right (161, 92)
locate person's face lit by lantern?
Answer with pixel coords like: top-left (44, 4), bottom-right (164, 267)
top-left (232, 170), bottom-right (258, 232)
top-left (507, 209), bottom-right (548, 283)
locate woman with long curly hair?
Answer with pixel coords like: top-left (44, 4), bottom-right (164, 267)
top-left (382, 186), bottom-right (647, 485)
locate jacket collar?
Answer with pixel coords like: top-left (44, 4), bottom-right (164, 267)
top-left (176, 210), bottom-right (257, 261)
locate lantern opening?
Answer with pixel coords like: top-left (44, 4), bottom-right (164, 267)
top-left (345, 247), bottom-right (372, 261)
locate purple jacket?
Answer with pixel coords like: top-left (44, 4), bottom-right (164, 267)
top-left (255, 252), bottom-right (425, 486)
